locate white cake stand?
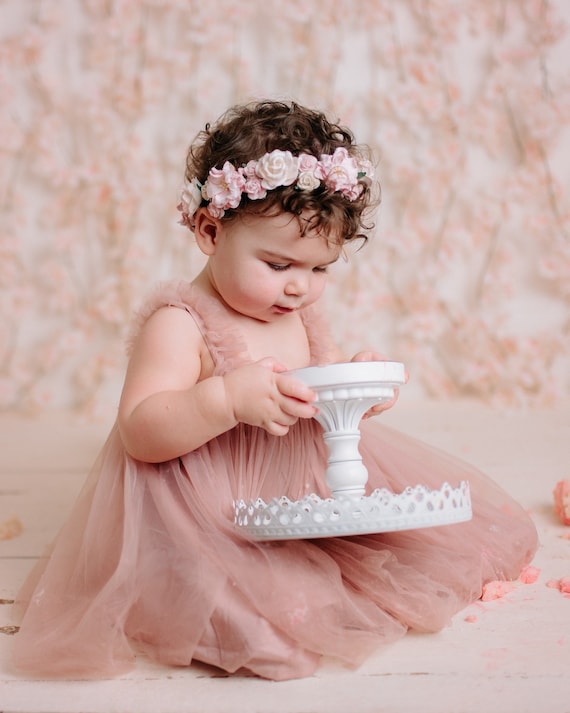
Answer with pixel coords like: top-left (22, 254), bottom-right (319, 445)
top-left (234, 361), bottom-right (472, 540)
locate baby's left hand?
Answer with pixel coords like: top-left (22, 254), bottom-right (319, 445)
top-left (350, 351), bottom-right (407, 419)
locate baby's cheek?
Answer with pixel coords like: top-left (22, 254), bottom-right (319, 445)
top-left (309, 277), bottom-right (327, 303)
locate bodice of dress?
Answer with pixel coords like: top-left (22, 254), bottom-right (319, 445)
top-left (127, 280), bottom-right (339, 375)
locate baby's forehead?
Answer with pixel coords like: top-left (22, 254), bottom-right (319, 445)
top-left (297, 212), bottom-right (344, 244)
top-left (239, 206), bottom-right (346, 250)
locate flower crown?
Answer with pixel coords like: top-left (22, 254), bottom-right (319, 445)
top-left (178, 147), bottom-right (373, 226)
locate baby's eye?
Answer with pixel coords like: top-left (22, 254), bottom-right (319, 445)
top-left (313, 266), bottom-right (328, 274)
top-left (267, 262), bottom-right (290, 271)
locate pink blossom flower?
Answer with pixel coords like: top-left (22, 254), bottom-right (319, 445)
top-left (203, 161), bottom-right (246, 215)
top-left (320, 147), bottom-right (360, 196)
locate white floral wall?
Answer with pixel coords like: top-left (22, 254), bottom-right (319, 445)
top-left (1, 0), bottom-right (569, 415)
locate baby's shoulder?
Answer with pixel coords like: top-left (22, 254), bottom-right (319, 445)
top-left (127, 281), bottom-right (208, 352)
top-left (128, 306), bottom-right (206, 376)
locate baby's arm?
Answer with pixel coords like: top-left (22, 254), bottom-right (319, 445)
top-left (118, 307), bottom-right (317, 463)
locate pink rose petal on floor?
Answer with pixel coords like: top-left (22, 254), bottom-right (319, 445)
top-left (519, 566), bottom-right (541, 584)
top-left (480, 580), bottom-right (517, 601)
top-left (546, 577), bottom-right (570, 594)
top-left (0, 517), bottom-right (23, 541)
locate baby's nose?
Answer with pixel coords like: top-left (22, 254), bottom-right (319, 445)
top-left (284, 273), bottom-right (309, 296)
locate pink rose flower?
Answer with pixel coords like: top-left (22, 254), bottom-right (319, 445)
top-left (243, 163), bottom-right (267, 200)
top-left (242, 160), bottom-right (258, 177)
top-left (297, 153), bottom-right (321, 174)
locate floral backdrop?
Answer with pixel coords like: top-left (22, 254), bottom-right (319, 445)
top-left (1, 0), bottom-right (569, 415)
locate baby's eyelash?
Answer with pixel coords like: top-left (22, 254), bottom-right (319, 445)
top-left (267, 263), bottom-right (290, 271)
top-left (266, 263), bottom-right (328, 273)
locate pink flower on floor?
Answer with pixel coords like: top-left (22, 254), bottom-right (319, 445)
top-left (553, 480), bottom-right (570, 526)
top-left (519, 566), bottom-right (541, 584)
top-left (547, 578), bottom-right (570, 595)
top-left (480, 580), bottom-right (517, 601)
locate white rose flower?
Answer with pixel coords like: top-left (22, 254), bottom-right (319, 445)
top-left (296, 171), bottom-right (321, 191)
top-left (180, 178), bottom-right (202, 217)
top-left (256, 150), bottom-right (299, 190)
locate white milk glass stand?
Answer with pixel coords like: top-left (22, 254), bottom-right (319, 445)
top-left (234, 362), bottom-right (472, 540)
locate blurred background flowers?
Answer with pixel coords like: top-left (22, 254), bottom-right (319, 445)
top-left (1, 0), bottom-right (568, 414)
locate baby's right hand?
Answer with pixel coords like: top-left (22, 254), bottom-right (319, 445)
top-left (223, 358), bottom-right (317, 436)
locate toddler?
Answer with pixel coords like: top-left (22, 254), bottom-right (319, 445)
top-left (13, 100), bottom-right (537, 681)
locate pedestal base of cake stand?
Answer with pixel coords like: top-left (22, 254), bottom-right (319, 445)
top-left (234, 362), bottom-right (472, 541)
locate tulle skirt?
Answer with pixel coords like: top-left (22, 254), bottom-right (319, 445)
top-left (13, 416), bottom-right (537, 680)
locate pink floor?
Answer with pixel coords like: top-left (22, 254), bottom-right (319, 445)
top-left (1, 396), bottom-right (569, 713)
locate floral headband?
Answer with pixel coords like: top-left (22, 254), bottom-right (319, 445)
top-left (178, 147), bottom-right (373, 226)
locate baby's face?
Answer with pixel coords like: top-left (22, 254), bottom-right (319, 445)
top-left (205, 211), bottom-right (341, 322)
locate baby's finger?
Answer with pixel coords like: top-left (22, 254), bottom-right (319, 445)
top-left (351, 350), bottom-right (387, 362)
top-left (264, 420), bottom-right (291, 437)
top-left (282, 397), bottom-right (318, 420)
top-left (362, 391), bottom-right (399, 418)
top-left (277, 375), bottom-right (316, 404)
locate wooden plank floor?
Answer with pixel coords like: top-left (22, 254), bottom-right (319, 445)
top-left (1, 397), bottom-right (569, 713)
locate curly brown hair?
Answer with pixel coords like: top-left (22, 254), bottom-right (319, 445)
top-left (184, 100), bottom-right (379, 244)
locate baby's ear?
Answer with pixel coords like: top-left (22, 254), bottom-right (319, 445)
top-left (193, 208), bottom-right (221, 255)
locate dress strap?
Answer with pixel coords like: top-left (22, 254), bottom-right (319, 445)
top-left (126, 281), bottom-right (250, 374)
top-left (127, 280), bottom-right (337, 372)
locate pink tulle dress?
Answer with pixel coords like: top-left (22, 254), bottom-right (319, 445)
top-left (13, 282), bottom-right (538, 681)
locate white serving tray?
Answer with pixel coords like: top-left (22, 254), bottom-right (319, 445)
top-left (234, 481), bottom-right (473, 540)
